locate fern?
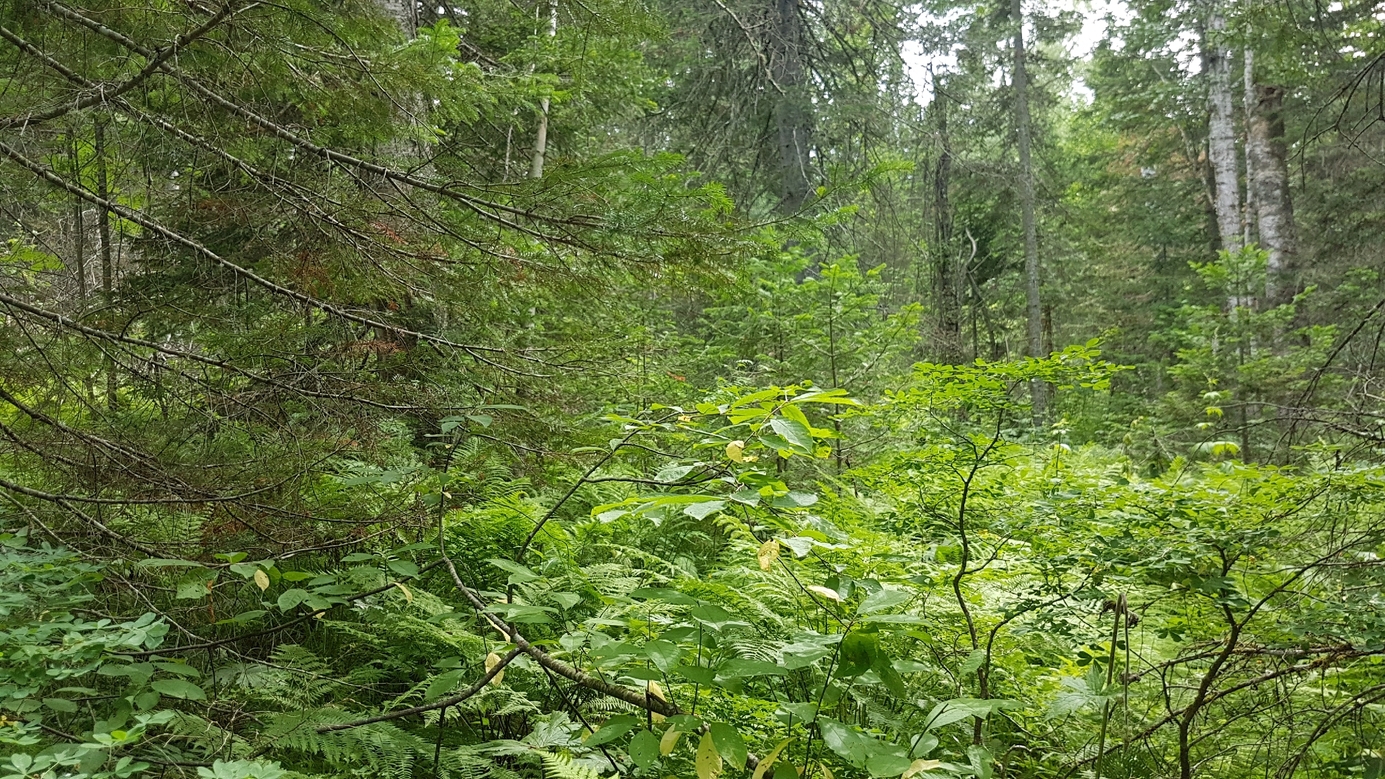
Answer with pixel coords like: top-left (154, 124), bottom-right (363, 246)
top-left (258, 710), bottom-right (495, 779)
top-left (537, 752), bottom-right (602, 779)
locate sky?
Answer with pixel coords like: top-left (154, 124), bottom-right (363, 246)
top-left (902, 0), bottom-right (1134, 103)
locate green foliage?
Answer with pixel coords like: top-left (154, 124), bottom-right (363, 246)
top-left (4, 1), bottom-right (1385, 778)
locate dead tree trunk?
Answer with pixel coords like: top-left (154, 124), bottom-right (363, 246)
top-left (530, 0), bottom-right (557, 179)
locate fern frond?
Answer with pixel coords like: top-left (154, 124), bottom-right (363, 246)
top-left (538, 751), bottom-right (602, 779)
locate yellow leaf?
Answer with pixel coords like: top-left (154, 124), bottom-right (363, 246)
top-left (659, 727), bottom-right (682, 756)
top-left (757, 539), bottom-right (780, 572)
top-left (647, 680), bottom-right (667, 702)
top-left (806, 585), bottom-right (842, 602)
top-left (253, 569), bottom-right (270, 591)
top-left (819, 764), bottom-right (834, 779)
top-left (751, 739), bottom-right (793, 779)
top-left (485, 652), bottom-right (505, 686)
top-left (726, 440), bottom-right (745, 462)
top-left (393, 582), bottom-right (414, 603)
top-left (901, 760), bottom-right (942, 779)
top-left (696, 733), bottom-right (723, 779)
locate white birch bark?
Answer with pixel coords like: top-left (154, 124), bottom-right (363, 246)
top-left (1206, 3), bottom-right (1242, 255)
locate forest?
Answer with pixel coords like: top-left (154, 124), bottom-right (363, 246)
top-left (3, 0), bottom-right (1385, 776)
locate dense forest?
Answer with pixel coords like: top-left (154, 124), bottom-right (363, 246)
top-left (4, 0), bottom-right (1385, 776)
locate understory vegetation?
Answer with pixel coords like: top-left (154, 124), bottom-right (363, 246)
top-left (3, 0), bottom-right (1385, 778)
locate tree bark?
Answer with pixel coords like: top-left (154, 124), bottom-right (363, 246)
top-left (530, 0), bottom-right (557, 179)
top-left (1248, 82), bottom-right (1297, 307)
top-left (379, 0), bottom-right (417, 35)
top-left (1012, 0), bottom-right (1046, 417)
top-left (94, 115), bottom-right (117, 411)
top-left (933, 84), bottom-right (963, 363)
top-left (1242, 49), bottom-right (1256, 248)
top-left (1205, 3), bottom-right (1241, 255)
top-left (771, 0), bottom-right (811, 214)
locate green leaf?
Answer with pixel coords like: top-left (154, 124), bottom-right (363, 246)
top-left (967, 745), bottom-right (994, 779)
top-left (858, 588), bottom-right (910, 614)
top-left (959, 649), bottom-right (986, 676)
top-left (865, 747), bottom-right (912, 778)
top-left (386, 559), bottom-right (420, 577)
top-left (426, 670), bottom-right (466, 700)
top-left (716, 659), bottom-right (789, 679)
top-left (691, 604), bottom-right (750, 631)
top-left (818, 719), bottom-right (868, 768)
top-left (924, 698), bottom-right (1004, 731)
top-left (835, 631), bottom-right (880, 678)
top-left (485, 603), bottom-right (555, 623)
top-left (486, 558), bottom-right (541, 584)
top-left (630, 729), bottom-right (661, 768)
top-left (782, 632), bottom-right (841, 669)
top-left (176, 575), bottom-right (215, 600)
top-left (769, 417), bottom-right (814, 454)
top-left (709, 723), bottom-right (747, 770)
top-left (684, 500), bottom-right (727, 519)
top-left (153, 662), bottom-right (201, 678)
top-left (586, 714), bottom-right (639, 746)
top-left (277, 588), bottom-right (310, 611)
top-left (43, 697), bottom-right (78, 713)
top-left (675, 664), bottom-right (716, 685)
top-left (771, 491), bottom-right (818, 508)
top-left (645, 640), bottom-right (682, 673)
top-left (551, 592), bottom-right (582, 610)
top-left (150, 679), bottom-right (206, 700)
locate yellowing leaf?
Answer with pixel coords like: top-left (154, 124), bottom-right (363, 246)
top-left (696, 732), bottom-right (723, 779)
top-left (757, 539), bottom-right (780, 571)
top-left (819, 764), bottom-right (834, 779)
top-left (393, 582), bottom-right (414, 603)
top-left (647, 680), bottom-right (667, 702)
top-left (752, 739), bottom-right (793, 779)
top-left (901, 760), bottom-right (942, 779)
top-left (485, 652), bottom-right (505, 686)
top-left (726, 440), bottom-right (746, 463)
top-left (253, 569), bottom-right (270, 591)
top-left (806, 585), bottom-right (842, 602)
top-left (660, 727), bottom-right (682, 756)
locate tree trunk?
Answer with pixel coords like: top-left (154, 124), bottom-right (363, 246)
top-left (376, 0), bottom-right (430, 170)
top-left (1012, 0), bottom-right (1046, 417)
top-left (69, 134), bottom-right (87, 306)
top-left (1205, 3), bottom-right (1241, 255)
top-left (934, 84), bottom-right (963, 363)
top-left (94, 116), bottom-right (117, 411)
top-left (530, 0), bottom-right (557, 179)
top-left (1248, 83), bottom-right (1297, 306)
top-left (1242, 49), bottom-right (1256, 248)
top-left (771, 0), bottom-right (811, 214)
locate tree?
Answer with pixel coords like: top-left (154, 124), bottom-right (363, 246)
top-left (1205, 0), bottom-right (1243, 257)
top-left (1011, 0), bottom-right (1046, 416)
